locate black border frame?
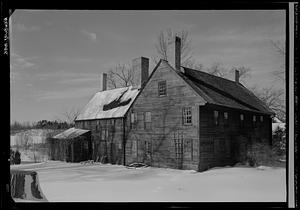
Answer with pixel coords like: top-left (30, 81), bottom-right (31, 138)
top-left (2, 1), bottom-right (297, 209)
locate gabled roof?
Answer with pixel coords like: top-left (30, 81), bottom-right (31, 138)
top-left (53, 127), bottom-right (90, 140)
top-left (180, 67), bottom-right (274, 115)
top-left (75, 86), bottom-right (139, 121)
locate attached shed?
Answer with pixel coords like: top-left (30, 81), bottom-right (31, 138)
top-left (50, 127), bottom-right (92, 162)
top-left (75, 86), bottom-right (140, 164)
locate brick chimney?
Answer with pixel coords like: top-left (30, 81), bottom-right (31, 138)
top-left (235, 70), bottom-right (240, 83)
top-left (175, 36), bottom-right (181, 71)
top-left (102, 73), bottom-right (107, 91)
top-left (132, 57), bottom-right (149, 88)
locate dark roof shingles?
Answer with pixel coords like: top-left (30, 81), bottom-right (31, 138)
top-left (181, 67), bottom-right (274, 115)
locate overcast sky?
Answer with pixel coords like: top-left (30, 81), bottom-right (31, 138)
top-left (10, 10), bottom-right (286, 123)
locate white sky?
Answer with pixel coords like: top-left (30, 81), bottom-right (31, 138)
top-left (10, 10), bottom-right (286, 123)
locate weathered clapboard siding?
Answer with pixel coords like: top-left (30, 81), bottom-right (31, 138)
top-left (126, 61), bottom-right (204, 170)
top-left (198, 104), bottom-right (272, 171)
top-left (75, 118), bottom-right (124, 164)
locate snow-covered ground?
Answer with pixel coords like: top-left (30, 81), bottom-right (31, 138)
top-left (11, 161), bottom-right (286, 202)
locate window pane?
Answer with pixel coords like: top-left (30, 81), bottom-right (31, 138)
top-left (183, 107), bottom-right (192, 125)
top-left (214, 111), bottom-right (219, 118)
top-left (158, 81), bottom-right (166, 96)
top-left (260, 116), bottom-right (264, 122)
top-left (214, 110), bottom-right (219, 126)
top-left (224, 112), bottom-right (228, 119)
top-left (131, 113), bottom-right (135, 123)
top-left (145, 112), bottom-right (151, 122)
top-left (240, 114), bottom-right (244, 121)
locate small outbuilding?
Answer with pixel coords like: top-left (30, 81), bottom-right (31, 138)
top-left (50, 127), bottom-right (92, 162)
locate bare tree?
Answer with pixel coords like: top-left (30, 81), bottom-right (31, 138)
top-left (61, 107), bottom-right (81, 125)
top-left (154, 28), bottom-right (203, 70)
top-left (270, 40), bottom-right (285, 82)
top-left (206, 62), bottom-right (229, 78)
top-left (106, 63), bottom-right (136, 89)
top-left (250, 86), bottom-right (286, 122)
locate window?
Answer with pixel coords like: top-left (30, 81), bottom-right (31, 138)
top-left (240, 114), bottom-right (244, 121)
top-left (240, 114), bottom-right (244, 128)
top-left (253, 115), bottom-right (257, 128)
top-left (145, 112), bottom-right (151, 122)
top-left (131, 113), bottom-right (135, 124)
top-left (138, 112), bottom-right (144, 130)
top-left (130, 112), bottom-right (135, 129)
top-left (260, 116), bottom-right (264, 122)
top-left (101, 128), bottom-right (108, 141)
top-left (224, 112), bottom-right (229, 126)
top-left (145, 112), bottom-right (151, 129)
top-left (214, 110), bottom-right (219, 126)
top-left (96, 121), bottom-right (100, 131)
top-left (174, 139), bottom-right (183, 159)
top-left (183, 107), bottom-right (192, 125)
top-left (130, 112), bottom-right (138, 129)
top-left (132, 140), bottom-right (138, 157)
top-left (158, 80), bottom-right (167, 96)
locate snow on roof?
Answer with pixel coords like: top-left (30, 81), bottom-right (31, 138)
top-left (53, 127), bottom-right (90, 139)
top-left (75, 86), bottom-right (140, 121)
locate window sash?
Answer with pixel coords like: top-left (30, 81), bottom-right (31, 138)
top-left (183, 107), bottom-right (192, 125)
top-left (214, 110), bottom-right (219, 126)
top-left (158, 81), bottom-right (167, 96)
top-left (224, 112), bottom-right (228, 120)
top-left (131, 113), bottom-right (135, 123)
top-left (240, 114), bottom-right (244, 121)
top-left (145, 112), bottom-right (151, 122)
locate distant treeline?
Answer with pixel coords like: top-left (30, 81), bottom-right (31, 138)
top-left (11, 120), bottom-right (74, 131)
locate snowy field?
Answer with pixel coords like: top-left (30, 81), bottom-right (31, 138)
top-left (11, 161), bottom-right (286, 202)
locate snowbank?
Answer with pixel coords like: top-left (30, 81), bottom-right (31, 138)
top-left (11, 161), bottom-right (286, 202)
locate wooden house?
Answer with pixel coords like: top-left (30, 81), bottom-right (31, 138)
top-left (73, 57), bottom-right (149, 164)
top-left (124, 37), bottom-right (275, 171)
top-left (53, 37), bottom-right (274, 171)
